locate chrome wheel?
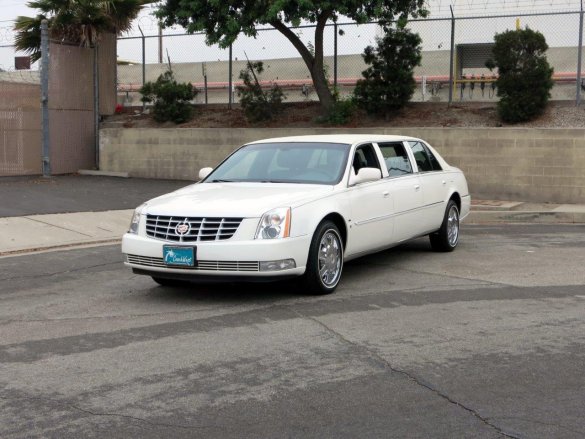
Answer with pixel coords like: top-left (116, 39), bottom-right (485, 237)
top-left (447, 205), bottom-right (459, 247)
top-left (318, 230), bottom-right (342, 287)
top-left (430, 199), bottom-right (460, 253)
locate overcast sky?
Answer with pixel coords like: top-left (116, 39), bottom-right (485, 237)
top-left (1, 0), bottom-right (583, 29)
top-left (1, 0), bottom-right (583, 70)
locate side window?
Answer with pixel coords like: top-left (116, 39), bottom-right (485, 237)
top-left (408, 141), bottom-right (442, 172)
top-left (424, 143), bottom-right (443, 171)
top-left (378, 142), bottom-right (413, 177)
top-left (352, 144), bottom-right (381, 173)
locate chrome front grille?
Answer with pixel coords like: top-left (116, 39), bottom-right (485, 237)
top-left (126, 254), bottom-right (260, 272)
top-left (146, 215), bottom-right (243, 242)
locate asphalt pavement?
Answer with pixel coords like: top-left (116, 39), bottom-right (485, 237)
top-left (0, 175), bottom-right (188, 217)
top-left (1, 175), bottom-right (585, 256)
top-left (2, 175), bottom-right (585, 438)
top-left (1, 224), bottom-right (584, 438)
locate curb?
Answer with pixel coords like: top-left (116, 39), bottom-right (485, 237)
top-left (467, 211), bottom-right (585, 224)
top-left (0, 238), bottom-right (122, 258)
top-left (78, 170), bottom-right (129, 178)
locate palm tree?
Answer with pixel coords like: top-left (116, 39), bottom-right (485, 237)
top-left (14, 0), bottom-right (149, 62)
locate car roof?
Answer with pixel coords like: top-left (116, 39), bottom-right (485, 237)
top-left (246, 134), bottom-right (422, 146)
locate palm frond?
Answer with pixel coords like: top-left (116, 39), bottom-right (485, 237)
top-left (13, 15), bottom-right (45, 63)
top-left (14, 0), bottom-right (144, 55)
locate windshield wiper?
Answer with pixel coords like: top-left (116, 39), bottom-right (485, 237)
top-left (209, 179), bottom-right (236, 183)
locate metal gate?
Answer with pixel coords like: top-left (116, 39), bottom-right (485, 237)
top-left (0, 78), bottom-right (41, 176)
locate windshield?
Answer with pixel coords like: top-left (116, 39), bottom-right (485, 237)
top-left (205, 142), bottom-right (350, 185)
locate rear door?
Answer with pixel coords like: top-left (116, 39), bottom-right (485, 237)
top-left (377, 141), bottom-right (425, 242)
top-left (408, 140), bottom-right (448, 233)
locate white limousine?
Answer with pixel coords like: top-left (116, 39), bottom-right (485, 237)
top-left (122, 135), bottom-right (470, 294)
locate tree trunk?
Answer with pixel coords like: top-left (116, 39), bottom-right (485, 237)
top-left (269, 18), bottom-right (334, 111)
top-left (310, 62), bottom-right (334, 110)
top-left (311, 10), bottom-right (334, 111)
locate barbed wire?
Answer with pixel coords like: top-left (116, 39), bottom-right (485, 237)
top-left (429, 0), bottom-right (582, 16)
top-left (0, 68), bottom-right (40, 84)
top-left (2, 0), bottom-right (583, 42)
top-left (0, 26), bottom-right (15, 45)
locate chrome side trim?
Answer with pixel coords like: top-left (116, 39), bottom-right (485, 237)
top-left (354, 201), bottom-right (444, 226)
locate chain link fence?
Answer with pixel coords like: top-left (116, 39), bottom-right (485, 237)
top-left (0, 10), bottom-right (583, 106)
top-left (116, 10), bottom-right (585, 107)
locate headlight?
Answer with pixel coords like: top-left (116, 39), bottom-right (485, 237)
top-left (255, 207), bottom-right (291, 240)
top-left (128, 203), bottom-right (147, 234)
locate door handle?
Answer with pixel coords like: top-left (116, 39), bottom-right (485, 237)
top-left (383, 191), bottom-right (390, 198)
top-left (414, 184), bottom-right (420, 191)
top-left (442, 180), bottom-right (447, 185)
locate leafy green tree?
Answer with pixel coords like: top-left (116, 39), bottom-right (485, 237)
top-left (486, 28), bottom-right (554, 123)
top-left (14, 0), bottom-right (147, 62)
top-left (140, 67), bottom-right (198, 123)
top-left (156, 0), bottom-right (427, 110)
top-left (354, 26), bottom-right (421, 115)
top-left (237, 61), bottom-right (285, 122)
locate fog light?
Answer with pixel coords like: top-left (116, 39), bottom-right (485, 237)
top-left (259, 259), bottom-right (296, 271)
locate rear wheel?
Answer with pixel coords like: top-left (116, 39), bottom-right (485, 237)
top-left (302, 221), bottom-right (344, 295)
top-left (429, 200), bottom-right (460, 252)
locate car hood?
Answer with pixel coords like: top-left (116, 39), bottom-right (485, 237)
top-left (144, 182), bottom-right (334, 217)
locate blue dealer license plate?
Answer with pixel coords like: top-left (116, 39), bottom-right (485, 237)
top-left (163, 246), bottom-right (196, 267)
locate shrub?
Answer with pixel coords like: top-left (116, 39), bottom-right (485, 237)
top-left (486, 28), bottom-right (554, 123)
top-left (353, 26), bottom-right (422, 116)
top-left (317, 93), bottom-right (356, 125)
top-left (140, 69), bottom-right (197, 123)
top-left (237, 61), bottom-right (285, 122)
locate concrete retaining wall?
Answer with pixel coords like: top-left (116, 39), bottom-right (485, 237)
top-left (100, 127), bottom-right (585, 204)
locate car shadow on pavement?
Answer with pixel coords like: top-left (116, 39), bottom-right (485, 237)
top-left (136, 238), bottom-right (434, 304)
top-left (140, 278), bottom-right (304, 304)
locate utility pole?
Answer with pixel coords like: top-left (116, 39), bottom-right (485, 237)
top-left (228, 44), bottom-right (233, 108)
top-left (577, 0), bottom-right (584, 106)
top-left (93, 42), bottom-right (100, 169)
top-left (333, 22), bottom-right (338, 90)
top-left (139, 25), bottom-right (146, 112)
top-left (40, 19), bottom-right (50, 176)
top-left (158, 23), bottom-right (163, 64)
top-left (448, 5), bottom-right (455, 105)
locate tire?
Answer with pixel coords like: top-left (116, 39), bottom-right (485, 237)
top-left (151, 276), bottom-right (188, 287)
top-left (302, 220), bottom-right (344, 295)
top-left (429, 200), bottom-right (460, 252)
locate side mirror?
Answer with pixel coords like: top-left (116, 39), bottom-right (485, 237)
top-left (349, 167), bottom-right (382, 186)
top-left (198, 167), bottom-right (213, 180)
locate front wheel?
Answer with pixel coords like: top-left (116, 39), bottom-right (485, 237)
top-left (429, 200), bottom-right (460, 252)
top-left (302, 221), bottom-right (344, 295)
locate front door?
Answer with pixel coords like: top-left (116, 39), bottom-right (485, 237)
top-left (345, 143), bottom-right (394, 256)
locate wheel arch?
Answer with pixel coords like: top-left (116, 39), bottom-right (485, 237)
top-left (320, 212), bottom-right (348, 250)
top-left (449, 191), bottom-right (461, 212)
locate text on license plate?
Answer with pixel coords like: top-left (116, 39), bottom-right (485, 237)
top-left (163, 246), bottom-right (196, 266)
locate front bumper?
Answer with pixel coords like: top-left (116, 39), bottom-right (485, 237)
top-left (122, 233), bottom-right (310, 279)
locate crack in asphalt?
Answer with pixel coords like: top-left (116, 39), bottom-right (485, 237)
top-left (0, 303), bottom-right (259, 326)
top-left (294, 310), bottom-right (521, 439)
top-left (491, 416), bottom-right (585, 436)
top-left (0, 261), bottom-right (122, 283)
top-left (22, 216), bottom-right (95, 237)
top-left (389, 266), bottom-right (514, 289)
top-left (0, 395), bottom-right (218, 432)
